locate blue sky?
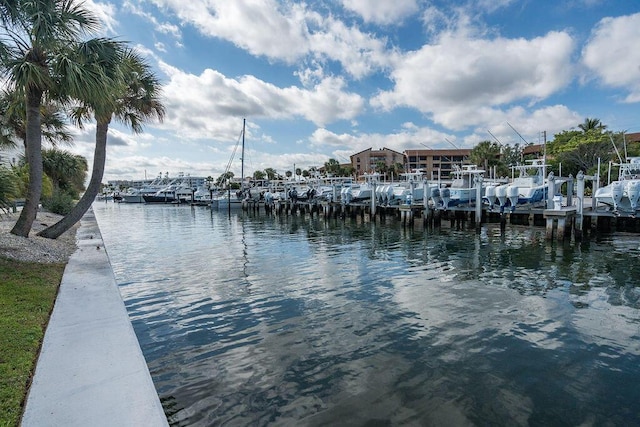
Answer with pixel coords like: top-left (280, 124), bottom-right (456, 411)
top-left (65, 0), bottom-right (640, 181)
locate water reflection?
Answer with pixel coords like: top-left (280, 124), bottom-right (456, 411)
top-left (93, 203), bottom-right (640, 426)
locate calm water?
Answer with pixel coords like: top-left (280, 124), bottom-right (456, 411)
top-left (92, 202), bottom-right (640, 426)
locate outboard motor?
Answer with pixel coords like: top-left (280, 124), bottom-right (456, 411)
top-left (626, 181), bottom-right (640, 212)
top-left (506, 185), bottom-right (519, 212)
top-left (612, 181), bottom-right (624, 212)
top-left (341, 187), bottom-right (353, 205)
top-left (441, 188), bottom-right (451, 210)
top-left (484, 185), bottom-right (497, 209)
top-left (430, 187), bottom-right (441, 208)
top-left (495, 185), bottom-right (508, 212)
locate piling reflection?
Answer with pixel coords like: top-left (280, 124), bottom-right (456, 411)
top-left (93, 203), bottom-right (640, 426)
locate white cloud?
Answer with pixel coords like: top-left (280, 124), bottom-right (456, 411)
top-left (341, 0), bottom-right (419, 25)
top-left (123, 0), bottom-right (182, 40)
top-left (308, 124), bottom-right (456, 155)
top-left (158, 63), bottom-right (365, 136)
top-left (582, 13), bottom-right (640, 103)
top-left (371, 29), bottom-right (575, 130)
top-left (86, 0), bottom-right (119, 34)
top-left (145, 0), bottom-right (397, 79)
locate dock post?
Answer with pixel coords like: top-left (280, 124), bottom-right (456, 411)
top-left (543, 207), bottom-right (576, 241)
top-left (575, 171), bottom-right (585, 241)
top-left (547, 172), bottom-right (556, 210)
top-left (566, 174), bottom-right (574, 207)
top-left (370, 182), bottom-right (377, 219)
top-left (474, 175), bottom-right (483, 232)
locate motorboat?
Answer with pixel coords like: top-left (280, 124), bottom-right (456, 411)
top-left (485, 159), bottom-right (562, 212)
top-left (380, 169), bottom-right (439, 206)
top-left (595, 157), bottom-right (640, 214)
top-left (437, 165), bottom-right (486, 209)
top-left (121, 173), bottom-right (171, 203)
top-left (340, 173), bottom-right (380, 204)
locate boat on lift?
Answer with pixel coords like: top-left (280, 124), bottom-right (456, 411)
top-left (437, 165), bottom-right (486, 209)
top-left (378, 169), bottom-right (439, 206)
top-left (484, 159), bottom-right (562, 212)
top-left (340, 172), bottom-right (381, 205)
top-left (594, 157), bottom-right (640, 215)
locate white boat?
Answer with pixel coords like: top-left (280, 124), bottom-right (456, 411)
top-left (379, 169), bottom-right (439, 205)
top-left (484, 159), bottom-right (561, 212)
top-left (340, 173), bottom-right (380, 204)
top-left (121, 173), bottom-right (170, 203)
top-left (438, 165), bottom-right (486, 209)
top-left (595, 157), bottom-right (640, 214)
top-left (142, 173), bottom-right (195, 204)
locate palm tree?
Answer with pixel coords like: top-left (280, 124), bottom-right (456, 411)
top-left (470, 140), bottom-right (501, 172)
top-left (0, 89), bottom-right (73, 152)
top-left (39, 50), bottom-right (165, 239)
top-left (41, 148), bottom-right (87, 197)
top-left (264, 167), bottom-right (277, 180)
top-left (578, 118), bottom-right (607, 133)
top-left (2, 0), bottom-right (112, 237)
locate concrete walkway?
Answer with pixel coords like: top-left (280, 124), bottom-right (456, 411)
top-left (22, 210), bottom-right (169, 426)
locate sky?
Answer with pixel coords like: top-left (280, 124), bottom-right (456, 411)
top-left (47, 1), bottom-right (640, 181)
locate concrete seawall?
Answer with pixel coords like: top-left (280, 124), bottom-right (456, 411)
top-left (21, 209), bottom-right (168, 426)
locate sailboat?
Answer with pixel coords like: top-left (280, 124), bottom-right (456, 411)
top-left (212, 119), bottom-right (249, 210)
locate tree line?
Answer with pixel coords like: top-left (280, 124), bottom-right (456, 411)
top-left (470, 118), bottom-right (638, 180)
top-left (0, 0), bottom-right (165, 238)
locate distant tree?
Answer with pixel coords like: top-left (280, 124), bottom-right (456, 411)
top-left (253, 170), bottom-right (266, 180)
top-left (342, 165), bottom-right (356, 177)
top-left (391, 162), bottom-right (405, 177)
top-left (285, 170), bottom-right (292, 179)
top-left (500, 144), bottom-right (524, 165)
top-left (302, 169), bottom-right (310, 178)
top-left (295, 168), bottom-right (302, 179)
top-left (324, 158), bottom-right (342, 176)
top-left (264, 167), bottom-right (277, 180)
top-left (470, 141), bottom-right (501, 172)
top-left (374, 161), bottom-right (388, 176)
top-left (578, 117), bottom-right (607, 133)
top-left (216, 171), bottom-right (234, 187)
top-left (547, 129), bottom-right (614, 176)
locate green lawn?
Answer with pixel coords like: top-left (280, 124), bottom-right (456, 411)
top-left (0, 257), bottom-right (64, 427)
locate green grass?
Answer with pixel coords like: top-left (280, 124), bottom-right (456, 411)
top-left (0, 257), bottom-right (64, 427)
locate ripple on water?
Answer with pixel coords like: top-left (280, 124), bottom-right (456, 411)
top-left (92, 203), bottom-right (640, 426)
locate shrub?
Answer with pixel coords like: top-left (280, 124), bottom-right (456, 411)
top-left (0, 166), bottom-right (19, 214)
top-left (42, 189), bottom-right (75, 215)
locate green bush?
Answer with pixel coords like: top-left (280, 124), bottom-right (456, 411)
top-left (42, 189), bottom-right (75, 215)
top-left (0, 166), bottom-right (19, 213)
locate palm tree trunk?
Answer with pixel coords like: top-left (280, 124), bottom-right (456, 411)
top-left (38, 118), bottom-right (110, 239)
top-left (10, 89), bottom-right (43, 237)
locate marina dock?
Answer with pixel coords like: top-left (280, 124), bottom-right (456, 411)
top-left (214, 177), bottom-right (640, 242)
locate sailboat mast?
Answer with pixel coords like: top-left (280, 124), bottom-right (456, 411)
top-left (241, 118), bottom-right (245, 187)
